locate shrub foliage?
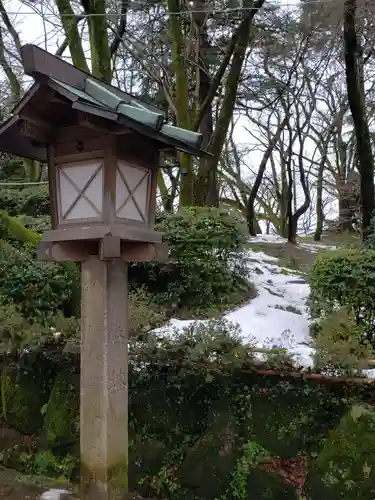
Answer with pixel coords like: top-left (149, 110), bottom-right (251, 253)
top-left (129, 207), bottom-right (252, 313)
top-left (0, 320), bottom-right (373, 499)
top-left (0, 242), bottom-right (80, 321)
top-left (310, 249), bottom-right (375, 348)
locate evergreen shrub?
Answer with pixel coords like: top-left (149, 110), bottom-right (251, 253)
top-left (309, 249), bottom-right (375, 347)
top-left (129, 207), bottom-right (253, 313)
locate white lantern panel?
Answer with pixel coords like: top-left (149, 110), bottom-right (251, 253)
top-left (117, 198), bottom-right (143, 221)
top-left (116, 161), bottom-right (149, 222)
top-left (58, 162), bottom-right (103, 221)
top-left (65, 196), bottom-right (99, 220)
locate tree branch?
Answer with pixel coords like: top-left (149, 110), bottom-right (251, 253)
top-left (110, 0), bottom-right (129, 57)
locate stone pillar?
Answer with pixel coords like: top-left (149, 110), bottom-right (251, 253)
top-left (80, 257), bottom-right (128, 499)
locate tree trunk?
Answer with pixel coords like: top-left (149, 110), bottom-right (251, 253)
top-left (80, 0), bottom-right (111, 81)
top-left (247, 116), bottom-right (289, 235)
top-left (194, 0), bottom-right (266, 206)
top-left (195, 5), bottom-right (215, 205)
top-left (338, 194), bottom-right (355, 231)
top-left (290, 157), bottom-right (311, 244)
top-left (56, 0), bottom-right (90, 72)
top-left (286, 126), bottom-right (295, 243)
top-left (280, 164), bottom-right (289, 238)
top-left (288, 118), bottom-right (311, 244)
top-left (337, 176), bottom-right (357, 232)
top-left (343, 0), bottom-right (375, 240)
top-left (167, 0), bottom-right (193, 206)
top-left (314, 154), bottom-right (324, 241)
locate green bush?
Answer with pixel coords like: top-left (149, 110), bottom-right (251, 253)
top-left (0, 242), bottom-right (80, 321)
top-left (313, 308), bottom-right (373, 374)
top-left (0, 189), bottom-right (20, 214)
top-left (128, 288), bottom-right (165, 337)
top-left (306, 404), bottom-right (375, 499)
top-left (129, 207), bottom-right (252, 313)
top-left (0, 302), bottom-right (78, 356)
top-left (365, 210), bottom-right (375, 249)
top-left (0, 185), bottom-right (50, 217)
top-left (309, 249), bottom-right (375, 347)
top-left (1, 317), bottom-right (372, 498)
top-left (16, 214), bottom-right (51, 233)
top-left (17, 185), bottom-right (50, 217)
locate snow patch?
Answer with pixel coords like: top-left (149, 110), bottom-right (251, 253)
top-left (249, 234), bottom-right (337, 252)
top-left (154, 247), bottom-right (314, 368)
top-left (153, 239), bottom-right (375, 377)
top-left (40, 490), bottom-right (71, 500)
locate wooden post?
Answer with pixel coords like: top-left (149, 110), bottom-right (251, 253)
top-left (80, 256), bottom-right (128, 499)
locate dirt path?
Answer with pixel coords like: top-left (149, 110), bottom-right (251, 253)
top-left (0, 468), bottom-right (41, 499)
top-left (0, 468), bottom-right (74, 500)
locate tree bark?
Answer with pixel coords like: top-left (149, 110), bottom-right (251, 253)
top-left (80, 0), bottom-right (111, 82)
top-left (194, 0), bottom-right (266, 206)
top-left (56, 0), bottom-right (90, 72)
top-left (167, 0), bottom-right (193, 206)
top-left (247, 115), bottom-right (289, 235)
top-left (314, 147), bottom-right (325, 241)
top-left (194, 3), bottom-right (215, 205)
top-left (343, 0), bottom-right (375, 240)
top-left (288, 109), bottom-right (311, 244)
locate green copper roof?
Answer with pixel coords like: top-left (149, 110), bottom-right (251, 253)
top-left (49, 76), bottom-right (204, 155)
top-left (0, 43), bottom-right (207, 162)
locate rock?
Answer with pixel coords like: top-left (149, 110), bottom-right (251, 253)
top-left (305, 404), bottom-right (375, 498)
top-left (44, 369), bottom-right (79, 451)
top-left (0, 485), bottom-right (14, 497)
top-left (178, 408), bottom-right (239, 499)
top-left (40, 489), bottom-right (71, 500)
top-left (1, 367), bottom-right (49, 435)
top-left (0, 428), bottom-right (23, 451)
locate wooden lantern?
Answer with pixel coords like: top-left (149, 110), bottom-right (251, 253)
top-left (0, 44), bottom-right (208, 263)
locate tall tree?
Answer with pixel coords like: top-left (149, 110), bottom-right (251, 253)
top-left (343, 0), bottom-right (374, 239)
top-left (167, 0), bottom-right (266, 206)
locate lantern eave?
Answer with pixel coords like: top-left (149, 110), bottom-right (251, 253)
top-left (41, 223), bottom-right (164, 245)
top-left (0, 113), bottom-right (47, 162)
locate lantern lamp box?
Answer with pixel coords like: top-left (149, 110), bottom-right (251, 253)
top-left (0, 44), bottom-right (208, 263)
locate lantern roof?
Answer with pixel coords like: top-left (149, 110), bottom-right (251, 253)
top-left (0, 44), bottom-right (208, 162)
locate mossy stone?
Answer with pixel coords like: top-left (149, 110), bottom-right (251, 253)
top-left (128, 437), bottom-right (167, 494)
top-left (177, 410), bottom-right (240, 499)
top-left (44, 369), bottom-right (79, 451)
top-left (305, 404), bottom-right (375, 498)
top-left (250, 381), bottom-right (346, 458)
top-left (246, 468), bottom-right (296, 499)
top-left (0, 366), bottom-right (47, 435)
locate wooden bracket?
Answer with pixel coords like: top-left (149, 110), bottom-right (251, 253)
top-left (100, 235), bottom-right (121, 260)
top-left (120, 242), bottom-right (168, 262)
top-left (20, 119), bottom-right (52, 144)
top-left (36, 241), bottom-right (94, 262)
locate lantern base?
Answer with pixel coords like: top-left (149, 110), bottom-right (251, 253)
top-left (35, 223), bottom-right (168, 263)
top-left (36, 239), bottom-right (168, 263)
top-left (43, 223), bottom-right (163, 244)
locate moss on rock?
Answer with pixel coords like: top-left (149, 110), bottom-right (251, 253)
top-left (177, 410), bottom-right (240, 499)
top-left (245, 468), bottom-right (296, 499)
top-left (306, 404), bottom-right (375, 498)
top-left (44, 369), bottom-right (79, 451)
top-left (0, 367), bottom-right (47, 435)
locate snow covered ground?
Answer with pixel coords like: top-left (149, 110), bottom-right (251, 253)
top-left (249, 234), bottom-right (338, 252)
top-left (154, 236), bottom-right (315, 368)
top-left (153, 233), bottom-right (375, 377)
